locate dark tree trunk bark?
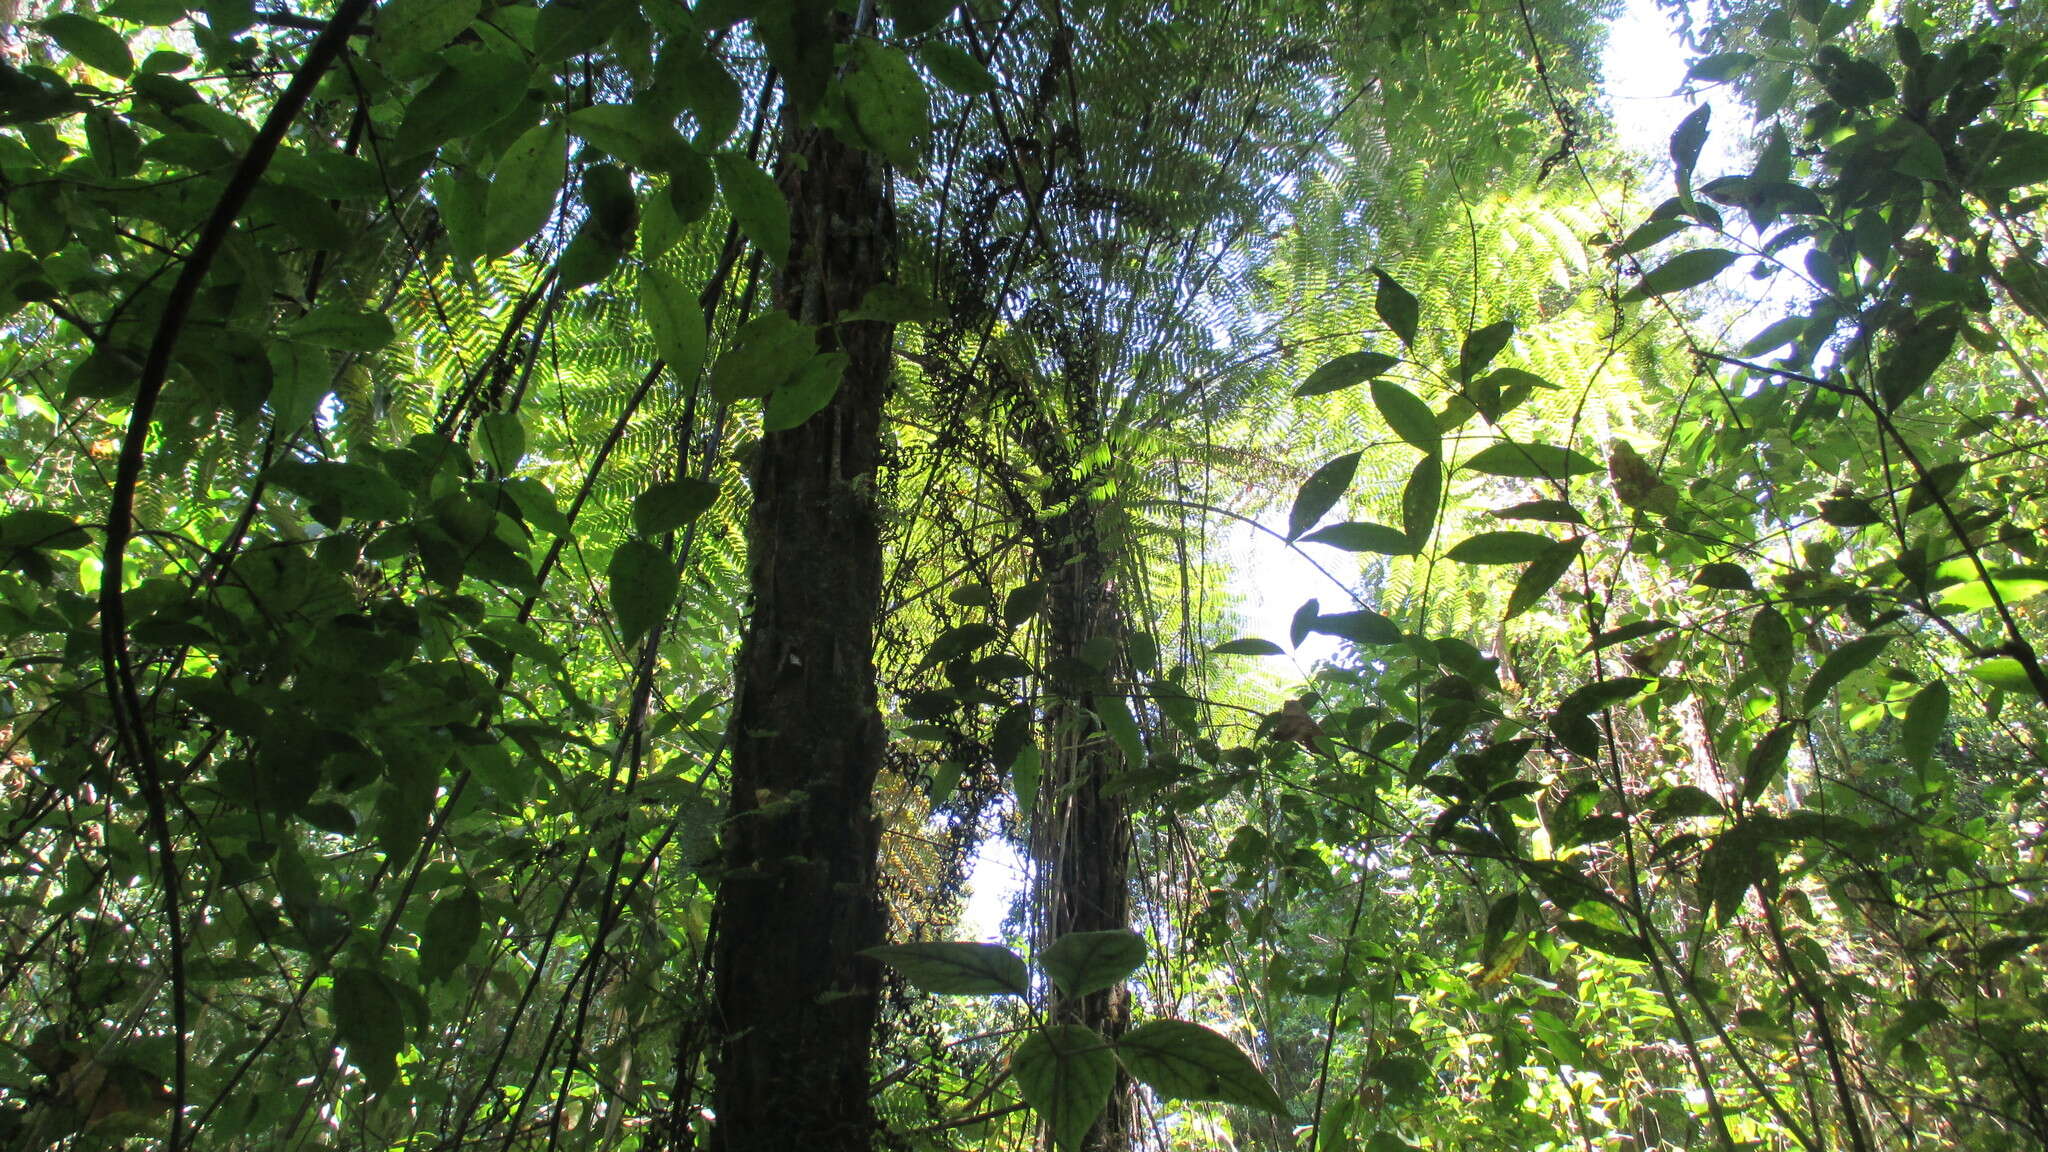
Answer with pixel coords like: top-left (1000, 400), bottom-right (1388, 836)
top-left (1036, 499), bottom-right (1137, 1152)
top-left (707, 97), bottom-right (897, 1152)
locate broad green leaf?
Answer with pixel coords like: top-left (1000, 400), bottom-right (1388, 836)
top-left (632, 478), bottom-right (718, 536)
top-left (289, 307), bottom-right (396, 352)
top-left (882, 0), bottom-right (955, 36)
top-left (1742, 723), bottom-right (1795, 803)
top-left (918, 40), bottom-right (997, 95)
top-left (836, 42), bottom-right (930, 170)
top-left (1300, 521), bottom-right (1414, 555)
top-left (1286, 451), bottom-right (1360, 541)
top-left (1615, 217), bottom-right (1687, 257)
top-left (1463, 442), bottom-right (1600, 479)
top-left (1623, 248), bottom-right (1740, 301)
top-left (1750, 606), bottom-right (1794, 689)
top-left (1096, 697), bottom-right (1144, 766)
top-left (1212, 638), bottom-right (1285, 656)
top-left (333, 967), bottom-right (406, 1091)
top-left (862, 941), bottom-right (1027, 995)
top-left (1295, 351), bottom-right (1398, 397)
top-left (1900, 680), bottom-right (1947, 777)
top-left (1115, 1020), bottom-right (1286, 1114)
top-left (1802, 634), bottom-right (1891, 712)
top-left (763, 352), bottom-right (848, 432)
top-left (0, 510), bottom-right (90, 551)
top-left (39, 15), bottom-right (133, 77)
top-left (1456, 320), bottom-right (1514, 383)
top-left (923, 622), bottom-right (1000, 666)
top-left (713, 151), bottom-right (789, 266)
top-left (418, 886), bottom-right (482, 985)
top-left (1489, 499), bottom-right (1584, 524)
top-left (1694, 562), bottom-right (1753, 590)
top-left (1979, 129), bottom-right (2048, 189)
top-left (266, 460), bottom-right (411, 523)
top-left (1014, 1025), bottom-right (1117, 1152)
top-left (1371, 380), bottom-right (1438, 454)
top-left (1311, 609), bottom-right (1402, 646)
top-left (1583, 619), bottom-right (1671, 652)
top-left (1558, 677), bottom-right (1651, 716)
top-left (640, 265), bottom-right (707, 383)
top-left (374, 0), bottom-right (477, 61)
top-left (1446, 531), bottom-right (1555, 565)
top-left (1649, 784), bottom-right (1726, 821)
top-left (1670, 103), bottom-right (1709, 193)
top-left (1506, 535), bottom-right (1583, 618)
top-left (1966, 657), bottom-right (2034, 694)
top-left (1401, 455), bottom-right (1441, 547)
top-left (1689, 51), bottom-right (1755, 82)
top-left (481, 121), bottom-right (567, 259)
top-left (609, 538), bottom-right (677, 650)
top-left (1004, 582), bottom-right (1046, 627)
top-left (1557, 918), bottom-right (1648, 962)
top-left (567, 102), bottom-right (689, 171)
top-left (1373, 267), bottom-right (1419, 346)
top-left (1040, 929), bottom-right (1146, 999)
top-left (476, 412), bottom-right (525, 475)
top-left (707, 312), bottom-right (816, 402)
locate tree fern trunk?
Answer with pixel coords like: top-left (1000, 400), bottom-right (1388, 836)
top-left (707, 86), bottom-right (897, 1152)
top-left (1036, 499), bottom-right (1137, 1152)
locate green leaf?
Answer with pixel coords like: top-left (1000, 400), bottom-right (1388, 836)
top-left (1401, 455), bottom-right (1441, 547)
top-left (1311, 609), bottom-right (1403, 646)
top-left (1557, 918), bottom-right (1648, 962)
top-left (1489, 499), bottom-right (1584, 524)
top-left (1457, 320), bottom-right (1514, 383)
top-left (707, 312), bottom-right (816, 402)
top-left (481, 121), bottom-right (566, 259)
top-left (1295, 351), bottom-right (1398, 397)
top-left (836, 42), bottom-right (930, 170)
top-left (1286, 451), bottom-right (1360, 541)
top-left (1446, 531), bottom-right (1555, 565)
top-left (1463, 442), bottom-right (1600, 479)
top-left (1689, 51), bottom-right (1755, 82)
top-left (266, 460), bottom-right (411, 524)
top-left (1097, 697), bottom-right (1144, 766)
top-left (567, 102), bottom-right (688, 171)
top-left (476, 412), bottom-right (525, 475)
top-left (1900, 679), bottom-right (1947, 777)
top-left (1014, 1025), bottom-right (1117, 1152)
top-left (418, 886), bottom-right (482, 985)
top-left (1212, 637), bottom-right (1284, 656)
top-left (1004, 582), bottom-right (1046, 627)
top-left (1114, 1020), bottom-right (1286, 1114)
top-left (882, 0), bottom-right (955, 36)
top-left (1670, 103), bottom-right (1710, 193)
top-left (39, 15), bottom-right (133, 77)
top-left (1583, 619), bottom-right (1672, 652)
top-left (1694, 562), bottom-right (1753, 590)
top-left (1802, 634), bottom-right (1891, 712)
top-left (373, 0), bottom-right (478, 61)
top-left (862, 941), bottom-right (1028, 995)
top-left (1040, 929), bottom-right (1146, 999)
top-left (1370, 380), bottom-right (1438, 454)
top-left (609, 538), bottom-right (677, 650)
top-left (632, 478), bottom-right (718, 536)
top-left (1614, 217), bottom-right (1688, 257)
top-left (1372, 267), bottom-right (1420, 346)
top-left (763, 352), bottom-right (848, 432)
top-left (1742, 723), bottom-right (1795, 804)
top-left (918, 41), bottom-right (996, 95)
top-left (1966, 657), bottom-right (2034, 694)
top-left (1300, 521), bottom-right (1414, 555)
top-left (0, 510), bottom-right (90, 552)
top-left (640, 265), bottom-right (707, 382)
top-left (1624, 248), bottom-right (1740, 301)
top-left (1506, 535), bottom-right (1583, 619)
top-left (1981, 130), bottom-right (2048, 189)
top-left (1750, 606), bottom-right (1794, 689)
top-left (289, 306), bottom-right (396, 351)
top-left (713, 151), bottom-right (789, 266)
top-left (333, 967), bottom-right (406, 1092)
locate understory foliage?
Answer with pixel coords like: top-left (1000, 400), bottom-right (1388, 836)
top-left (0, 0), bottom-right (2044, 1149)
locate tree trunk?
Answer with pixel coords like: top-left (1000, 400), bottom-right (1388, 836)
top-left (707, 98), bottom-right (897, 1152)
top-left (1036, 498), bottom-right (1137, 1152)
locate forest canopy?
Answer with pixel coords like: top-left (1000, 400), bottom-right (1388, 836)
top-left (0, 0), bottom-right (2045, 1149)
